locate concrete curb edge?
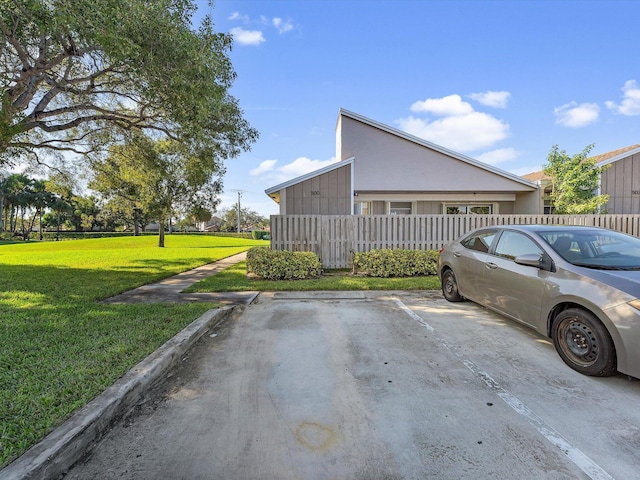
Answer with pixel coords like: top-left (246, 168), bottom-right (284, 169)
top-left (0, 306), bottom-right (236, 480)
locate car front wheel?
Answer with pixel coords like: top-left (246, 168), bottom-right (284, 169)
top-left (441, 269), bottom-right (463, 302)
top-left (551, 308), bottom-right (616, 376)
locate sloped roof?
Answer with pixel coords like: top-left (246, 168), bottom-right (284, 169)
top-left (522, 144), bottom-right (640, 181)
top-left (264, 157), bottom-right (354, 196)
top-left (521, 170), bottom-right (549, 182)
top-left (338, 108), bottom-right (538, 189)
top-left (593, 144), bottom-right (640, 166)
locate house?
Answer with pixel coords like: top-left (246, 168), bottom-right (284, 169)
top-left (522, 144), bottom-right (640, 214)
top-left (265, 109), bottom-right (541, 215)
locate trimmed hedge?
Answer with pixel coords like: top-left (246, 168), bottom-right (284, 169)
top-left (353, 248), bottom-right (439, 277)
top-left (251, 230), bottom-right (269, 240)
top-left (246, 247), bottom-right (322, 280)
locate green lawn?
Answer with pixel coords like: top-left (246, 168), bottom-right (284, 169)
top-left (0, 235), bottom-right (266, 468)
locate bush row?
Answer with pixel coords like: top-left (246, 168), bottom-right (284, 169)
top-left (353, 248), bottom-right (439, 277)
top-left (251, 230), bottom-right (270, 240)
top-left (246, 247), bottom-right (322, 280)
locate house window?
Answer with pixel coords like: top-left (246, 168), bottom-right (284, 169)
top-left (390, 202), bottom-right (412, 215)
top-left (354, 202), bottom-right (370, 215)
top-left (444, 204), bottom-right (493, 214)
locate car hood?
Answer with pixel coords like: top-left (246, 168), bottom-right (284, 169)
top-left (579, 268), bottom-right (640, 298)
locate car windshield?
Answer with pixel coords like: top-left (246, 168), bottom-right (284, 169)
top-left (538, 229), bottom-right (640, 270)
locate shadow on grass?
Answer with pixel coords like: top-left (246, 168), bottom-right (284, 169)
top-left (0, 259), bottom-right (218, 301)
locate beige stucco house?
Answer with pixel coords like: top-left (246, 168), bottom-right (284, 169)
top-left (523, 144), bottom-right (640, 214)
top-left (265, 109), bottom-right (541, 215)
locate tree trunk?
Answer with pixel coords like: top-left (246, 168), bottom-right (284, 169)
top-left (158, 220), bottom-right (165, 247)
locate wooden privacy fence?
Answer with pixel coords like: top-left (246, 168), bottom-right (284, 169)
top-left (270, 214), bottom-right (640, 269)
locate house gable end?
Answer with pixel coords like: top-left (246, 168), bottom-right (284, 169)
top-left (337, 110), bottom-right (536, 193)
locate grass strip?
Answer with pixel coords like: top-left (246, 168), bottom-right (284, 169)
top-left (184, 261), bottom-right (442, 292)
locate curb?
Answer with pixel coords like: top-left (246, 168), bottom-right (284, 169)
top-left (0, 307), bottom-right (235, 480)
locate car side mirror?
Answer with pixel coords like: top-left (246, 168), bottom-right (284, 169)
top-left (514, 253), bottom-right (553, 271)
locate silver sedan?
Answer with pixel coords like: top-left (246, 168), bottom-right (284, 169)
top-left (437, 224), bottom-right (640, 378)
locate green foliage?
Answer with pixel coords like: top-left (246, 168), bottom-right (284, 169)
top-left (1, 0), bottom-right (258, 167)
top-left (185, 260), bottom-right (442, 293)
top-left (251, 230), bottom-right (268, 240)
top-left (89, 133), bottom-right (224, 246)
top-left (220, 203), bottom-right (268, 232)
top-left (543, 144), bottom-right (610, 214)
top-left (246, 247), bottom-right (322, 280)
top-left (353, 248), bottom-right (439, 277)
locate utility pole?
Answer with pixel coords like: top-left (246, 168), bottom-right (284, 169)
top-left (229, 189), bottom-right (245, 233)
top-left (237, 190), bottom-right (241, 233)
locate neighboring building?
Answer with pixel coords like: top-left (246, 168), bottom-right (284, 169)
top-left (522, 144), bottom-right (640, 214)
top-left (265, 109), bottom-right (541, 215)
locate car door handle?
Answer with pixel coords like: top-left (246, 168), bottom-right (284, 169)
top-left (453, 252), bottom-right (461, 257)
top-left (485, 262), bottom-right (498, 269)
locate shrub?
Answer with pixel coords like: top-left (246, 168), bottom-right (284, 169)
top-left (246, 247), bottom-right (322, 280)
top-left (251, 230), bottom-right (268, 240)
top-left (353, 248), bottom-right (439, 277)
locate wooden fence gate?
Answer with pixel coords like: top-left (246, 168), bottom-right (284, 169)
top-left (270, 214), bottom-right (640, 268)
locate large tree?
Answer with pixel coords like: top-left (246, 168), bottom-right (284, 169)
top-left (543, 144), bottom-right (609, 214)
top-left (1, 0), bottom-right (257, 167)
top-left (220, 203), bottom-right (268, 232)
top-left (90, 132), bottom-right (223, 246)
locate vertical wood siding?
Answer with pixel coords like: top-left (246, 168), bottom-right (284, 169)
top-left (270, 214), bottom-right (640, 268)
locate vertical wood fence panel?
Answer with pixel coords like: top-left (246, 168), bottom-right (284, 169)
top-left (270, 214), bottom-right (640, 268)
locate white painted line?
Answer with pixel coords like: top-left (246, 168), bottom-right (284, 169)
top-left (391, 297), bottom-right (433, 332)
top-left (391, 297), bottom-right (614, 480)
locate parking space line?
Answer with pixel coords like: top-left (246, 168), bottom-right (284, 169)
top-left (391, 297), bottom-right (614, 480)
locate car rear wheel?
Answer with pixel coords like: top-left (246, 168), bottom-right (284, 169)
top-left (551, 308), bottom-right (616, 376)
top-left (441, 269), bottom-right (463, 302)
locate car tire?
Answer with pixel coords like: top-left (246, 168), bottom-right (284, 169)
top-left (441, 269), bottom-right (463, 302)
top-left (551, 308), bottom-right (616, 377)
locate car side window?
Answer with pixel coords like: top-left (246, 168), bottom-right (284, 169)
top-left (494, 231), bottom-right (543, 260)
top-left (461, 230), bottom-right (497, 253)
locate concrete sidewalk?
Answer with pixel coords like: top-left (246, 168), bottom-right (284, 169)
top-left (102, 251), bottom-right (259, 305)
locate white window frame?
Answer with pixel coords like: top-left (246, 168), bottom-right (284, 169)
top-left (443, 203), bottom-right (496, 214)
top-left (388, 201), bottom-right (414, 215)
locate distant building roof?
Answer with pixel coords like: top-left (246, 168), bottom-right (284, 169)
top-left (522, 144), bottom-right (640, 182)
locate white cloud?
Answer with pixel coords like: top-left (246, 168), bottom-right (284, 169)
top-left (230, 27), bottom-right (265, 46)
top-left (606, 80), bottom-right (640, 116)
top-left (476, 147), bottom-right (519, 165)
top-left (279, 157), bottom-right (337, 178)
top-left (250, 159), bottom-right (277, 176)
top-left (554, 101), bottom-right (599, 128)
top-left (410, 94), bottom-right (473, 116)
top-left (228, 11), bottom-right (250, 23)
top-left (252, 157), bottom-right (338, 185)
top-left (469, 91), bottom-right (511, 108)
top-left (397, 111), bottom-right (509, 152)
top-left (273, 17), bottom-right (294, 34)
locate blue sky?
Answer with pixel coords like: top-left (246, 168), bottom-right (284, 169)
top-left (195, 0), bottom-right (640, 217)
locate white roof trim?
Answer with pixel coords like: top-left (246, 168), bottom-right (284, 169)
top-left (264, 157), bottom-right (354, 195)
top-left (338, 108), bottom-right (538, 189)
top-left (596, 146), bottom-right (640, 167)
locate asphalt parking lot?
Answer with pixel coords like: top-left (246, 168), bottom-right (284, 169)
top-left (66, 291), bottom-right (640, 480)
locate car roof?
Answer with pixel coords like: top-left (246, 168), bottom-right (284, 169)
top-left (473, 224), bottom-right (611, 233)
